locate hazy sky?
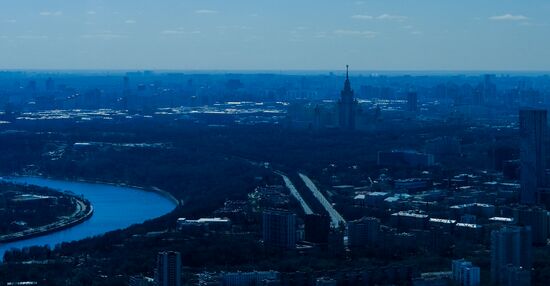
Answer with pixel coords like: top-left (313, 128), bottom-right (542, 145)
top-left (1, 0), bottom-right (549, 71)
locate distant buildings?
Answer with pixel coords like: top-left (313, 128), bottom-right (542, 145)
top-left (353, 192), bottom-right (389, 208)
top-left (251, 185), bottom-right (290, 208)
top-left (490, 226), bottom-right (532, 285)
top-left (390, 211), bottom-right (429, 230)
top-left (425, 136), bottom-right (461, 158)
top-left (262, 209), bottom-right (296, 249)
top-left (338, 65), bottom-right (358, 130)
top-left (394, 178), bottom-right (432, 192)
top-left (377, 150), bottom-right (435, 168)
top-left (221, 271), bottom-right (279, 286)
top-left (407, 91), bottom-right (418, 112)
top-left (519, 109), bottom-right (547, 205)
top-left (155, 251), bottom-right (182, 286)
top-left (177, 217), bottom-right (232, 234)
top-left (451, 259), bottom-right (480, 286)
top-left (412, 271), bottom-right (451, 286)
top-left (315, 277), bottom-right (337, 286)
top-left (45, 77), bottom-right (55, 91)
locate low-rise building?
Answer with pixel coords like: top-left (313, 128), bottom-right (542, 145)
top-left (177, 218), bottom-right (232, 234)
top-left (391, 211), bottom-right (429, 230)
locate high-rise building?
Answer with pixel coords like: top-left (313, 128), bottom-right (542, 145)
top-left (452, 259), bottom-right (480, 286)
top-left (491, 226), bottom-right (532, 285)
top-left (519, 109), bottom-right (547, 204)
top-left (513, 206), bottom-right (549, 245)
top-left (262, 209), bottom-right (296, 249)
top-left (347, 217), bottom-right (380, 248)
top-left (304, 214), bottom-right (330, 244)
top-left (338, 65), bottom-right (358, 130)
top-left (407, 91), bottom-right (418, 112)
top-left (155, 251), bottom-right (182, 286)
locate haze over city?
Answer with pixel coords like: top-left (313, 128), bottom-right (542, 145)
top-left (2, 1), bottom-right (550, 286)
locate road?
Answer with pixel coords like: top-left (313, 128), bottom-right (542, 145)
top-left (274, 171), bottom-right (313, 215)
top-left (299, 173), bottom-right (346, 227)
top-left (0, 198), bottom-right (91, 243)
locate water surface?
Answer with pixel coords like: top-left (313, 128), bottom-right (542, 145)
top-left (0, 177), bottom-right (177, 260)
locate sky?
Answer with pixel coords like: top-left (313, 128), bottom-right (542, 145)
top-left (0, 0), bottom-right (549, 71)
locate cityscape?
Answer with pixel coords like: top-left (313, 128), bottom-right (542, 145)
top-left (1, 1), bottom-right (550, 286)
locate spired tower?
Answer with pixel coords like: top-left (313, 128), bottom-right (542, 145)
top-left (338, 65), bottom-right (358, 130)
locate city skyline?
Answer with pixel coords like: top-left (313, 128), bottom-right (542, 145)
top-left (0, 0), bottom-right (550, 71)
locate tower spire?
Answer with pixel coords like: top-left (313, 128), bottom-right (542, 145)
top-left (339, 64), bottom-right (356, 131)
top-left (343, 65), bottom-right (351, 92)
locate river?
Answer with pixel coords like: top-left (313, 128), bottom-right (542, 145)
top-left (0, 177), bottom-right (177, 260)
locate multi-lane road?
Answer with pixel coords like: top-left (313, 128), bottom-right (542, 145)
top-left (299, 173), bottom-right (346, 228)
top-left (274, 171), bottom-right (313, 215)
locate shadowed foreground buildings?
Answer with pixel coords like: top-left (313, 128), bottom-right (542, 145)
top-left (155, 251), bottom-right (182, 286)
top-left (304, 214), bottom-right (330, 244)
top-left (519, 109), bottom-right (547, 205)
top-left (347, 217), bottom-right (380, 248)
top-left (491, 226), bottom-right (532, 286)
top-left (262, 209), bottom-right (296, 249)
top-left (452, 259), bottom-right (480, 286)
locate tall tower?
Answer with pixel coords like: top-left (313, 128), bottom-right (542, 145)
top-left (338, 65), bottom-right (358, 130)
top-left (155, 251), bottom-right (182, 286)
top-left (519, 109), bottom-right (547, 205)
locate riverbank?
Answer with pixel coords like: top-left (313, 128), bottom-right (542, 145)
top-left (73, 178), bottom-right (180, 207)
top-left (7, 173), bottom-right (181, 207)
top-left (0, 196), bottom-right (94, 244)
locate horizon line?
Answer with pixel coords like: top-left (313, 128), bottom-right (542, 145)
top-left (1, 68), bottom-right (550, 76)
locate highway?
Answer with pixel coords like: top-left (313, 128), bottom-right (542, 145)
top-left (299, 173), bottom-right (346, 227)
top-left (0, 198), bottom-right (91, 243)
top-left (274, 171), bottom-right (314, 215)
